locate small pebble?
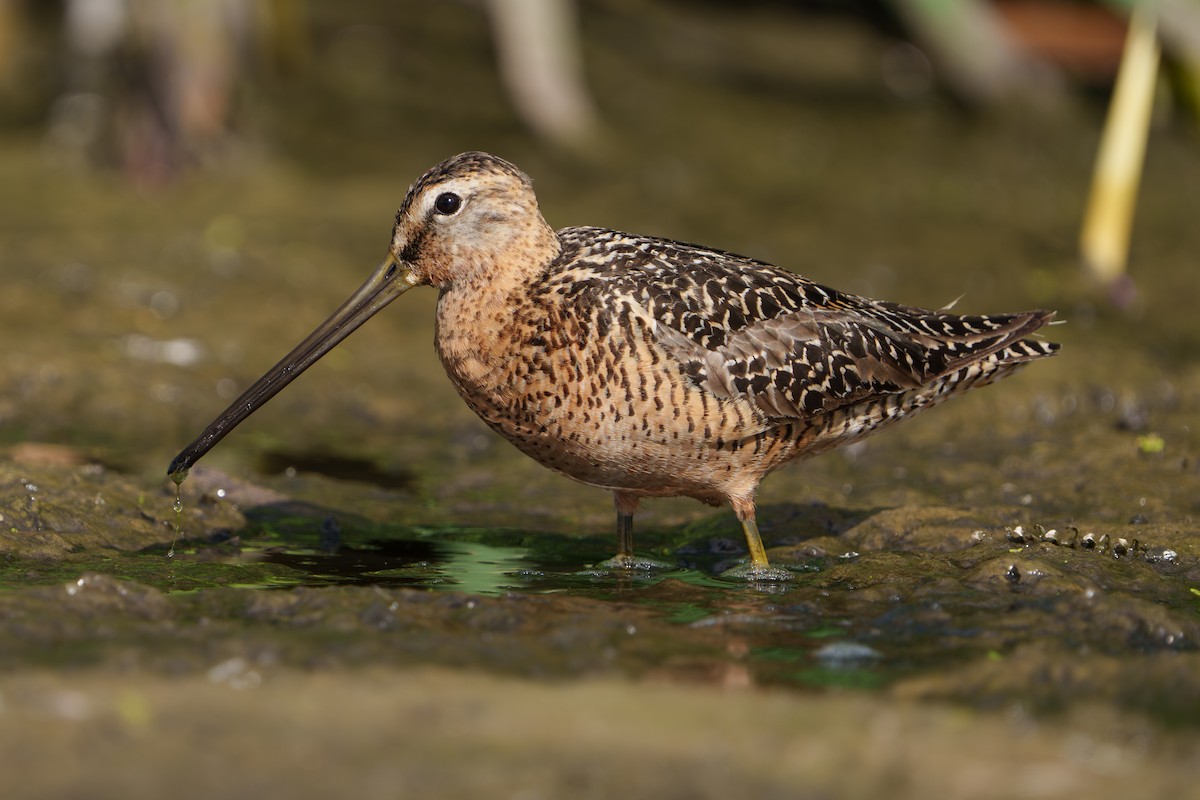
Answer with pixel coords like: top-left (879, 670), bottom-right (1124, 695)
top-left (813, 641), bottom-right (882, 667)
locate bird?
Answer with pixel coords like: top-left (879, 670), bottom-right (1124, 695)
top-left (169, 151), bottom-right (1059, 579)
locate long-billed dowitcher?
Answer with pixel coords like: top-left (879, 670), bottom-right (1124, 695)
top-left (169, 151), bottom-right (1059, 579)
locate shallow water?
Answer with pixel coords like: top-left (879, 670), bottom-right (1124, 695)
top-left (1, 1), bottom-right (1199, 797)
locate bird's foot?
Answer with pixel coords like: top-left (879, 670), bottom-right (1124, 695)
top-left (597, 553), bottom-right (674, 572)
top-left (719, 562), bottom-right (794, 582)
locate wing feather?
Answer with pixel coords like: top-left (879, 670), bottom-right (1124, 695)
top-left (548, 227), bottom-right (1056, 422)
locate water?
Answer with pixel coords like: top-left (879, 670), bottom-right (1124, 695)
top-left (168, 480), bottom-right (184, 559)
top-left (239, 526), bottom-right (804, 595)
top-left (126, 500), bottom-right (1190, 705)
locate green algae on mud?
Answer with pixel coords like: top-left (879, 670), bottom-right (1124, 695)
top-left (0, 456), bottom-right (244, 561)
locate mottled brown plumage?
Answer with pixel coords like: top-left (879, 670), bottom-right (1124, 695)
top-left (170, 151), bottom-right (1059, 579)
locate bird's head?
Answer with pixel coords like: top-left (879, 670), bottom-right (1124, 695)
top-left (388, 151), bottom-right (558, 290)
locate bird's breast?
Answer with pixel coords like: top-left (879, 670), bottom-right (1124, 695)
top-left (435, 283), bottom-right (567, 426)
top-left (432, 283), bottom-right (784, 499)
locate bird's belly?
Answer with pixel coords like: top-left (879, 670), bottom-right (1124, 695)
top-left (443, 355), bottom-right (793, 500)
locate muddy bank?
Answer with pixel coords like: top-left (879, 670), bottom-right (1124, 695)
top-left (3, 667), bottom-right (1199, 800)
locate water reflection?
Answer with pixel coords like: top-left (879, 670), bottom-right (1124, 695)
top-left (251, 532), bottom-right (785, 596)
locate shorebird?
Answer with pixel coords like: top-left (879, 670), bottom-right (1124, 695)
top-left (169, 151), bottom-right (1059, 579)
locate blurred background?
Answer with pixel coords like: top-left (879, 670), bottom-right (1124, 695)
top-left (0, 0), bottom-right (1197, 526)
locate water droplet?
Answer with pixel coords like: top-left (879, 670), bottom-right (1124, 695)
top-left (168, 480), bottom-right (186, 559)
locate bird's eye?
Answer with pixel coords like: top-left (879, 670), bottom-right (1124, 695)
top-left (434, 192), bottom-right (462, 215)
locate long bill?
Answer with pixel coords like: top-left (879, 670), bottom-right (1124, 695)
top-left (167, 255), bottom-right (417, 482)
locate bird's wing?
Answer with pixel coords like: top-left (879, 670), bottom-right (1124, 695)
top-left (554, 228), bottom-right (1050, 422)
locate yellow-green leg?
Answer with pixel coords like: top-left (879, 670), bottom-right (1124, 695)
top-left (739, 515), bottom-right (771, 570)
top-left (723, 495), bottom-right (792, 581)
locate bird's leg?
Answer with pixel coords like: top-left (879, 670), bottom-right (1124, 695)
top-left (729, 494), bottom-right (770, 569)
top-left (723, 494), bottom-right (792, 580)
top-left (616, 510), bottom-right (635, 559)
top-left (609, 490), bottom-right (640, 566)
top-left (598, 491), bottom-right (671, 571)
